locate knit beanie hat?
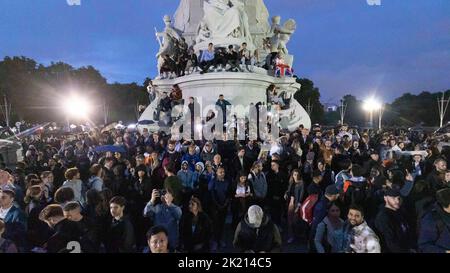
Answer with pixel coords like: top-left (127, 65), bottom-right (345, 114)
top-left (247, 205), bottom-right (264, 228)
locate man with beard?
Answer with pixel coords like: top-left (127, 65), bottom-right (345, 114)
top-left (426, 158), bottom-right (447, 195)
top-left (336, 204), bottom-right (381, 253)
top-left (162, 140), bottom-right (182, 170)
top-left (374, 187), bottom-right (415, 252)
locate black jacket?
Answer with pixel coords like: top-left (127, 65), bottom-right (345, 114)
top-left (266, 170), bottom-right (288, 203)
top-left (230, 155), bottom-right (252, 179)
top-left (105, 216), bottom-right (136, 253)
top-left (374, 207), bottom-right (415, 253)
top-left (426, 169), bottom-right (446, 195)
top-left (233, 214), bottom-right (282, 253)
top-left (180, 211), bottom-right (212, 252)
top-left (45, 219), bottom-right (82, 253)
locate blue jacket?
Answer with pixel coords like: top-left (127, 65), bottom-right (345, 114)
top-left (143, 202), bottom-right (182, 250)
top-left (311, 196), bottom-right (330, 234)
top-left (177, 169), bottom-right (196, 189)
top-left (181, 153), bottom-right (201, 171)
top-left (3, 205), bottom-right (27, 248)
top-left (418, 205), bottom-right (450, 253)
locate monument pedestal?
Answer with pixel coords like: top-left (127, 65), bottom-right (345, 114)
top-left (138, 72), bottom-right (311, 132)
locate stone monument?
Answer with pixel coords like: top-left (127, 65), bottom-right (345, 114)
top-left (138, 0), bottom-right (311, 134)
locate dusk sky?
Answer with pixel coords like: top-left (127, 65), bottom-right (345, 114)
top-left (1, 0), bottom-right (449, 103)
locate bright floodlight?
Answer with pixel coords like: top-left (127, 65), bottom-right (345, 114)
top-left (63, 95), bottom-right (92, 118)
top-left (362, 98), bottom-right (382, 112)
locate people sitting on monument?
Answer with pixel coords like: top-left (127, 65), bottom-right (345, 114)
top-left (239, 42), bottom-right (255, 72)
top-left (170, 84), bottom-right (183, 108)
top-left (175, 39), bottom-right (189, 77)
top-left (199, 43), bottom-right (216, 74)
top-left (185, 47), bottom-right (199, 75)
top-left (225, 45), bottom-right (242, 72)
top-left (213, 47), bottom-right (228, 72)
top-left (156, 92), bottom-right (172, 124)
top-left (160, 54), bottom-right (177, 79)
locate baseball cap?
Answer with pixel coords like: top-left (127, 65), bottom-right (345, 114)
top-left (325, 185), bottom-right (339, 195)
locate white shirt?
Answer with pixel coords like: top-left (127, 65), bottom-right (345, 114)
top-left (0, 205), bottom-right (13, 220)
top-left (236, 185), bottom-right (250, 196)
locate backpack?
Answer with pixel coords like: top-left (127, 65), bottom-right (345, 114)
top-left (298, 194), bottom-right (319, 225)
top-left (343, 180), bottom-right (368, 206)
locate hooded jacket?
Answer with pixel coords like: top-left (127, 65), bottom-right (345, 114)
top-left (233, 213), bottom-right (282, 252)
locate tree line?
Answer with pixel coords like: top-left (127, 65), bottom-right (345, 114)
top-left (0, 56), bottom-right (448, 127)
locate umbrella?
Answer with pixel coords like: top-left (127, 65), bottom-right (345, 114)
top-left (101, 122), bottom-right (118, 133)
top-left (94, 145), bottom-right (126, 153)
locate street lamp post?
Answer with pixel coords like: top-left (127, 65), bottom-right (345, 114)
top-left (339, 99), bottom-right (347, 126)
top-left (437, 92), bottom-right (450, 128)
top-left (378, 104), bottom-right (384, 130)
top-left (362, 97), bottom-right (382, 130)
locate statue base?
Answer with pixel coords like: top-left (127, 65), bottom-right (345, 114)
top-left (138, 71), bottom-right (311, 133)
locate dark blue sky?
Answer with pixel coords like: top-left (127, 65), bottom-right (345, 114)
top-left (1, 0), bottom-right (449, 103)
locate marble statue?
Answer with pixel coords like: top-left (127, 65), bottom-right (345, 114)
top-left (155, 15), bottom-right (181, 74)
top-left (245, 0), bottom-right (270, 33)
top-left (200, 0), bottom-right (253, 46)
top-left (173, 0), bottom-right (192, 32)
top-left (196, 21), bottom-right (211, 44)
top-left (268, 16), bottom-right (296, 55)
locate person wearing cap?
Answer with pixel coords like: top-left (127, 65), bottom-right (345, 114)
top-left (0, 189), bottom-right (27, 251)
top-left (418, 188), bottom-right (450, 253)
top-left (374, 187), bottom-right (415, 253)
top-left (310, 184), bottom-right (340, 248)
top-left (233, 205), bottom-right (282, 253)
top-left (363, 149), bottom-right (381, 177)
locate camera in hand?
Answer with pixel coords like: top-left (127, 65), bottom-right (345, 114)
top-left (158, 189), bottom-right (167, 197)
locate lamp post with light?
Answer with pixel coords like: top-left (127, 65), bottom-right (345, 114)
top-left (362, 98), bottom-right (382, 129)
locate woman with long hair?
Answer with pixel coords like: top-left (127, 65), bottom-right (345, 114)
top-left (231, 171), bottom-right (253, 230)
top-left (285, 169), bottom-right (305, 243)
top-left (179, 197), bottom-right (212, 253)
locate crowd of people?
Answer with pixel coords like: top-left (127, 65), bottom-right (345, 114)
top-left (0, 122), bottom-right (449, 253)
